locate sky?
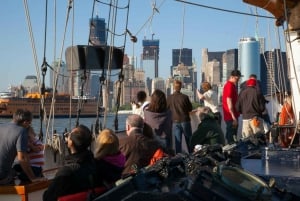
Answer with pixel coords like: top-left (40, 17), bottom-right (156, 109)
top-left (0, 0), bottom-right (284, 92)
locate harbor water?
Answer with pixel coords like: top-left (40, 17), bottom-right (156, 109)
top-left (0, 113), bottom-right (129, 135)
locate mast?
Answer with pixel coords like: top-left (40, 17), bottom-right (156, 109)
top-left (243, 0), bottom-right (300, 122)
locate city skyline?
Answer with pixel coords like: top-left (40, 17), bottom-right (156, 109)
top-left (0, 0), bottom-right (284, 91)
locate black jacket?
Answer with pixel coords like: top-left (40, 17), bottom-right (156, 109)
top-left (236, 86), bottom-right (266, 119)
top-left (43, 150), bottom-right (98, 201)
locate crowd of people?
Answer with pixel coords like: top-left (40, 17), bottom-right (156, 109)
top-left (0, 75), bottom-right (295, 199)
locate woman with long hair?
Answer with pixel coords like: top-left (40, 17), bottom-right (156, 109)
top-left (144, 89), bottom-right (173, 151)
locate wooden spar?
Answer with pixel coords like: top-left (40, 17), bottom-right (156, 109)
top-left (243, 0), bottom-right (300, 123)
top-left (243, 0), bottom-right (299, 26)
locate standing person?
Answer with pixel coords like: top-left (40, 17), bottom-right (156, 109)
top-left (144, 89), bottom-right (173, 150)
top-left (240, 74), bottom-right (262, 93)
top-left (236, 78), bottom-right (266, 138)
top-left (13, 126), bottom-right (45, 182)
top-left (131, 90), bottom-right (149, 119)
top-left (196, 81), bottom-right (221, 125)
top-left (167, 79), bottom-right (193, 153)
top-left (0, 109), bottom-right (44, 185)
top-left (94, 129), bottom-right (126, 184)
top-left (240, 74), bottom-right (271, 130)
top-left (222, 70), bottom-right (242, 144)
top-left (43, 125), bottom-right (97, 201)
top-left (119, 114), bottom-right (162, 176)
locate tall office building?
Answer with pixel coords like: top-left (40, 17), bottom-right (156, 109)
top-left (142, 39), bottom-right (159, 95)
top-left (238, 37), bottom-right (260, 83)
top-left (89, 15), bottom-right (106, 45)
top-left (222, 49), bottom-right (238, 83)
top-left (152, 77), bottom-right (166, 94)
top-left (50, 59), bottom-right (69, 94)
top-left (172, 48), bottom-right (192, 66)
top-left (23, 75), bottom-right (38, 93)
top-left (201, 48), bottom-right (224, 85)
top-left (261, 49), bottom-right (289, 95)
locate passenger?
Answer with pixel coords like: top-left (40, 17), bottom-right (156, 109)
top-left (131, 90), bottom-right (149, 119)
top-left (222, 70), bottom-right (242, 144)
top-left (43, 125), bottom-right (97, 201)
top-left (167, 79), bottom-right (193, 153)
top-left (190, 107), bottom-right (225, 149)
top-left (0, 109), bottom-right (45, 185)
top-left (144, 89), bottom-right (173, 151)
top-left (240, 74), bottom-right (271, 131)
top-left (94, 129), bottom-right (126, 185)
top-left (196, 81), bottom-right (221, 125)
top-left (13, 126), bottom-right (45, 182)
top-left (119, 114), bottom-right (162, 176)
top-left (236, 78), bottom-right (266, 138)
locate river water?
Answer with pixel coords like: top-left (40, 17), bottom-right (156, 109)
top-left (0, 113), bottom-right (129, 135)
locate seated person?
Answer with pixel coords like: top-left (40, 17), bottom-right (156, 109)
top-left (13, 126), bottom-right (44, 182)
top-left (119, 114), bottom-right (163, 176)
top-left (43, 125), bottom-right (97, 201)
top-left (94, 129), bottom-right (126, 185)
top-left (190, 107), bottom-right (225, 150)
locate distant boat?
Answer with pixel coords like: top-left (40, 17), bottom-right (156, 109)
top-left (0, 92), bottom-right (101, 118)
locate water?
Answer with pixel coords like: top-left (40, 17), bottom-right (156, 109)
top-left (0, 113), bottom-right (128, 135)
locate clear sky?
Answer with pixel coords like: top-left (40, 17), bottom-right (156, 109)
top-left (0, 0), bottom-right (284, 92)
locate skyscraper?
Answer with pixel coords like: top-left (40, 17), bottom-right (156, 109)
top-left (141, 39), bottom-right (159, 95)
top-left (261, 49), bottom-right (289, 95)
top-left (201, 48), bottom-right (224, 85)
top-left (238, 37), bottom-right (260, 83)
top-left (50, 59), bottom-right (68, 94)
top-left (172, 48), bottom-right (192, 66)
top-left (89, 15), bottom-right (106, 45)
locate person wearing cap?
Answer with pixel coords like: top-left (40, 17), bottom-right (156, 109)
top-left (236, 78), bottom-right (266, 138)
top-left (43, 125), bottom-right (98, 201)
top-left (240, 74), bottom-right (271, 130)
top-left (222, 70), bottom-right (242, 144)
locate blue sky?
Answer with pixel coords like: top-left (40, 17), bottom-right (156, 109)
top-left (0, 0), bottom-right (283, 92)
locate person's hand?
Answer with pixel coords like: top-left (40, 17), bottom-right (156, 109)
top-left (197, 90), bottom-right (204, 99)
top-left (232, 119), bottom-right (238, 128)
top-left (31, 177), bottom-right (48, 183)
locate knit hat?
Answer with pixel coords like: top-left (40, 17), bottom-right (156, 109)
top-left (246, 78), bottom-right (257, 86)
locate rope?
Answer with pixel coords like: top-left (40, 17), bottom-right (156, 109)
top-left (178, 4), bottom-right (185, 64)
top-left (175, 0), bottom-right (275, 19)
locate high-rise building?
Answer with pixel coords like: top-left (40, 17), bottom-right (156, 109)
top-left (261, 49), bottom-right (289, 95)
top-left (23, 75), bottom-right (38, 93)
top-left (141, 39), bottom-right (159, 95)
top-left (152, 77), bottom-right (165, 94)
top-left (50, 60), bottom-right (68, 94)
top-left (172, 48), bottom-right (192, 66)
top-left (238, 37), bottom-right (260, 83)
top-left (89, 15), bottom-right (106, 45)
top-left (201, 48), bottom-right (224, 85)
top-left (222, 49), bottom-right (238, 83)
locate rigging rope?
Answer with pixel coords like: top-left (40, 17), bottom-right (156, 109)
top-left (175, 0), bottom-right (275, 19)
top-left (178, 4), bottom-right (185, 64)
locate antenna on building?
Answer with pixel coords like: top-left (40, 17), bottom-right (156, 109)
top-left (179, 4), bottom-right (186, 65)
